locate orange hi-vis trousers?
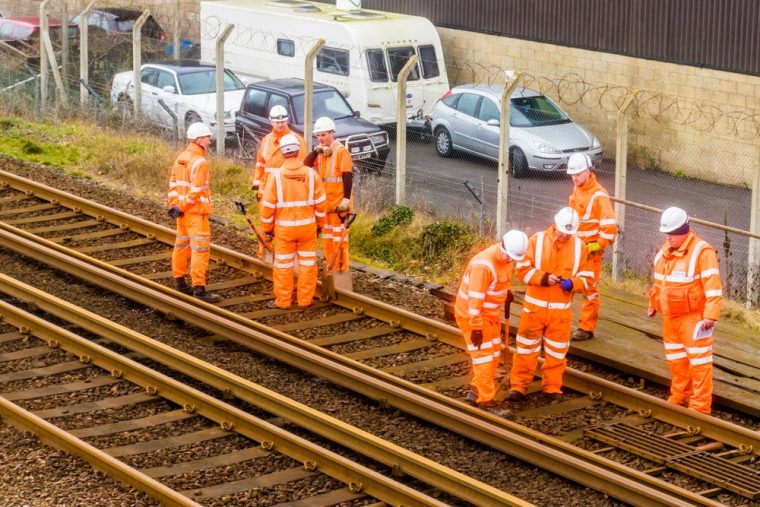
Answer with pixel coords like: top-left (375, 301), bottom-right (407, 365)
top-left (509, 307), bottom-right (572, 395)
top-left (456, 316), bottom-right (503, 404)
top-left (323, 212), bottom-right (349, 271)
top-left (172, 213), bottom-right (211, 287)
top-left (272, 227), bottom-right (318, 308)
top-left (578, 251), bottom-right (602, 333)
top-left (663, 311), bottom-right (713, 414)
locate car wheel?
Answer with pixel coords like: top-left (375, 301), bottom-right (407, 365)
top-left (510, 148), bottom-right (529, 179)
top-left (116, 94), bottom-right (133, 121)
top-left (434, 127), bottom-right (454, 158)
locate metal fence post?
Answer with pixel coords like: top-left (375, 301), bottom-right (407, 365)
top-left (132, 10), bottom-right (151, 118)
top-left (215, 24), bottom-right (235, 155)
top-left (304, 39), bottom-right (326, 152)
top-left (395, 55), bottom-right (418, 206)
top-left (79, 0), bottom-right (95, 106)
top-left (173, 0), bottom-right (181, 61)
top-left (748, 146), bottom-right (760, 308)
top-left (61, 2), bottom-right (69, 90)
top-left (39, 0), bottom-right (50, 111)
top-left (611, 90), bottom-right (638, 281)
top-left (496, 72), bottom-right (522, 239)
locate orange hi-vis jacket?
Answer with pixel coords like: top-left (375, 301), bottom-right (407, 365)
top-left (454, 244), bottom-right (514, 328)
top-left (516, 226), bottom-right (593, 311)
top-left (260, 159), bottom-right (327, 234)
top-left (649, 231), bottom-right (723, 320)
top-left (317, 140), bottom-right (353, 211)
top-left (253, 128), bottom-right (307, 195)
top-left (568, 173), bottom-right (617, 249)
top-left (167, 142), bottom-right (211, 215)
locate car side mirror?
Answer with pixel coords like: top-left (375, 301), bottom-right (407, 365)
top-left (353, 110), bottom-right (361, 118)
top-left (486, 118), bottom-right (500, 126)
top-left (162, 85), bottom-right (177, 94)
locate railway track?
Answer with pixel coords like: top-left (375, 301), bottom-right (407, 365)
top-left (1, 167), bottom-right (759, 505)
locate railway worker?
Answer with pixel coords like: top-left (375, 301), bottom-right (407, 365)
top-left (647, 207), bottom-right (722, 414)
top-left (260, 134), bottom-right (327, 309)
top-left (251, 105), bottom-right (307, 258)
top-left (302, 117), bottom-right (353, 271)
top-left (566, 153), bottom-right (618, 341)
top-left (167, 122), bottom-right (221, 304)
top-left (507, 207), bottom-right (592, 403)
top-left (455, 229), bottom-right (529, 416)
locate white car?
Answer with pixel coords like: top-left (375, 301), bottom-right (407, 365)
top-left (110, 61), bottom-right (246, 139)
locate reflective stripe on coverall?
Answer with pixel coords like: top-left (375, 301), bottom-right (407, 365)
top-left (168, 142), bottom-right (212, 286)
top-left (454, 243), bottom-right (514, 403)
top-left (510, 226), bottom-right (592, 395)
top-left (568, 172), bottom-right (617, 333)
top-left (252, 129), bottom-right (307, 257)
top-left (649, 231), bottom-right (722, 414)
top-left (261, 159), bottom-right (327, 307)
top-left (317, 140), bottom-right (353, 271)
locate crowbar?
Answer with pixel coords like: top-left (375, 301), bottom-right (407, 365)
top-left (323, 212), bottom-right (356, 300)
top-left (235, 200), bottom-right (272, 253)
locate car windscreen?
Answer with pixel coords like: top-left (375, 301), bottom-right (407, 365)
top-left (292, 90), bottom-right (354, 125)
top-left (510, 96), bottom-right (571, 127)
top-left (177, 69), bottom-right (245, 95)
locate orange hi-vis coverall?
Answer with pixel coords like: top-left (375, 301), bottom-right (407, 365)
top-left (568, 172), bottom-right (617, 333)
top-left (252, 129), bottom-right (306, 257)
top-left (317, 140), bottom-right (353, 271)
top-left (454, 244), bottom-right (515, 404)
top-left (649, 231), bottom-right (722, 414)
top-left (167, 142), bottom-right (212, 287)
top-left (509, 226), bottom-right (592, 395)
top-left (261, 159), bottom-right (327, 308)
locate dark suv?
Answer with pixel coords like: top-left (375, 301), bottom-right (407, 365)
top-left (235, 78), bottom-right (390, 171)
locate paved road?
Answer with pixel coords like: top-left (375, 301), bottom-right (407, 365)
top-left (363, 136), bottom-right (754, 288)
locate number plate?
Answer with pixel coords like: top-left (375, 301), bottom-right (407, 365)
top-left (354, 152), bottom-right (372, 160)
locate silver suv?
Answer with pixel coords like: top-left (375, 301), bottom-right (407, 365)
top-left (431, 85), bottom-right (602, 178)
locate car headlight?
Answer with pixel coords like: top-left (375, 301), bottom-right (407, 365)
top-left (592, 136), bottom-right (601, 149)
top-left (533, 141), bottom-right (561, 154)
top-left (369, 132), bottom-right (388, 146)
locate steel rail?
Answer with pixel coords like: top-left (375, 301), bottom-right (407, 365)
top-left (0, 222), bottom-right (722, 507)
top-left (0, 273), bottom-right (525, 507)
top-left (0, 298), bottom-right (448, 507)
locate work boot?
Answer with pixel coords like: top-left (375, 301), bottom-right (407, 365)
top-left (477, 401), bottom-right (513, 419)
top-left (266, 300), bottom-right (289, 310)
top-left (572, 328), bottom-right (594, 341)
top-left (464, 389), bottom-right (478, 407)
top-left (193, 286), bottom-right (221, 304)
top-left (506, 390), bottom-right (525, 402)
top-left (173, 277), bottom-right (193, 295)
top-left (544, 392), bottom-right (563, 404)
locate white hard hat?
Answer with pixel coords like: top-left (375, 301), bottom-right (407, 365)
top-left (279, 133), bottom-right (300, 156)
top-left (554, 207), bottom-right (580, 235)
top-left (269, 105), bottom-right (289, 121)
top-left (660, 206), bottom-right (689, 233)
top-left (314, 116), bottom-right (336, 134)
top-left (567, 153), bottom-right (592, 175)
top-left (501, 229), bottom-right (529, 261)
top-left (186, 122), bottom-right (212, 140)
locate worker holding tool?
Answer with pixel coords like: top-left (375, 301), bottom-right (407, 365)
top-left (454, 230), bottom-right (528, 417)
top-left (251, 105), bottom-right (307, 258)
top-left (566, 153), bottom-right (618, 341)
top-left (507, 207), bottom-right (592, 403)
top-left (166, 122), bottom-right (221, 303)
top-left (648, 207), bottom-right (722, 414)
top-left (260, 134), bottom-right (327, 309)
top-left (303, 117), bottom-right (353, 272)
top-left (234, 200), bottom-right (272, 255)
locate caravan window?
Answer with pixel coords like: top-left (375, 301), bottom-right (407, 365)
top-left (387, 47), bottom-right (420, 82)
top-left (366, 49), bottom-right (388, 82)
top-left (418, 45), bottom-right (440, 79)
top-left (317, 47), bottom-right (349, 76)
top-left (242, 88), bottom-right (267, 117)
top-left (277, 38), bottom-right (295, 57)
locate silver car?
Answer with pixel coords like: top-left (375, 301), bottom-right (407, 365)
top-left (431, 85), bottom-right (602, 178)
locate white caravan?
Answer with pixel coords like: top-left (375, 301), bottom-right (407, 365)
top-left (199, 0), bottom-right (449, 126)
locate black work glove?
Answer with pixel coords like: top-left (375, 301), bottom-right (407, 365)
top-left (540, 272), bottom-right (550, 286)
top-left (504, 290), bottom-right (514, 317)
top-left (167, 206), bottom-right (183, 219)
top-left (470, 329), bottom-right (484, 349)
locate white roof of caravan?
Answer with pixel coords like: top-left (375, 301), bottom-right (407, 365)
top-left (203, 0), bottom-right (423, 24)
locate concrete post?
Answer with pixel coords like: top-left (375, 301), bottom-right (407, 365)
top-left (132, 10), bottom-right (151, 118)
top-left (748, 147), bottom-right (760, 308)
top-left (215, 24), bottom-right (235, 155)
top-left (41, 30), bottom-right (66, 105)
top-left (79, 1), bottom-right (95, 106)
top-left (39, 0), bottom-right (50, 110)
top-left (611, 90), bottom-right (638, 281)
top-left (395, 55), bottom-right (418, 206)
top-left (304, 39), bottom-right (326, 152)
top-left (496, 72), bottom-right (522, 239)
top-left (172, 0), bottom-right (181, 61)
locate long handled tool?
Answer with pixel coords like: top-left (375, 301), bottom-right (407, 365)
top-left (323, 212), bottom-right (356, 300)
top-left (235, 200), bottom-right (272, 253)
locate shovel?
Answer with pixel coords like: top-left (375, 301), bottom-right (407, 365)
top-left (235, 200), bottom-right (272, 254)
top-left (323, 212), bottom-right (356, 300)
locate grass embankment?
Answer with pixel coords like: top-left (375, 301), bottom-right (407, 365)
top-left (0, 114), bottom-right (757, 329)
